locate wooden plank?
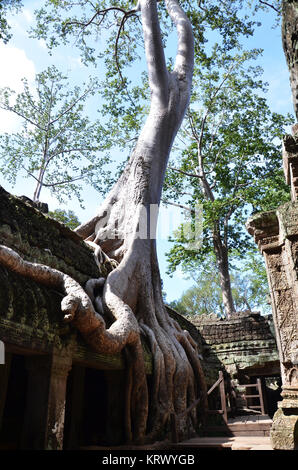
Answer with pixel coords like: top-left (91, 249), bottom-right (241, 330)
top-left (244, 394), bottom-right (260, 398)
top-left (219, 371), bottom-right (227, 423)
top-left (228, 423), bottom-right (272, 431)
top-left (207, 376), bottom-right (222, 396)
top-left (257, 378), bottom-right (266, 415)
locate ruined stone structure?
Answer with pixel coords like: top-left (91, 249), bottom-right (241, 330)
top-left (0, 186), bottom-right (153, 450)
top-left (192, 312), bottom-right (279, 386)
top-left (189, 311), bottom-right (281, 421)
top-left (0, 184), bottom-right (288, 449)
top-left (246, 129), bottom-right (298, 450)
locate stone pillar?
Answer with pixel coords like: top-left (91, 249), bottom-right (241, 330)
top-left (246, 128), bottom-right (298, 450)
top-left (21, 348), bottom-right (72, 450)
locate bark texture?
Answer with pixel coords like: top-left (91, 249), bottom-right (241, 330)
top-left (282, 0), bottom-right (298, 119)
top-left (74, 0), bottom-right (207, 442)
top-left (0, 0), bottom-right (207, 443)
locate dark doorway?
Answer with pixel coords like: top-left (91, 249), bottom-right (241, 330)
top-left (0, 354), bottom-right (27, 449)
top-left (263, 376), bottom-right (282, 418)
top-left (80, 367), bottom-right (108, 447)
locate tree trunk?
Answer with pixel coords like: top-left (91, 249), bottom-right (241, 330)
top-left (213, 226), bottom-right (235, 318)
top-left (282, 0), bottom-right (298, 119)
top-left (0, 0), bottom-right (207, 444)
top-left (72, 0), bottom-right (207, 442)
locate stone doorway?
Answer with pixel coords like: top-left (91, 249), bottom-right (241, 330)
top-left (63, 365), bottom-right (126, 449)
top-left (0, 353), bottom-right (27, 449)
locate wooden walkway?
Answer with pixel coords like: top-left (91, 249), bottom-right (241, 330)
top-left (81, 415), bottom-right (274, 451)
top-left (227, 414), bottom-right (272, 436)
top-left (174, 436), bottom-right (272, 450)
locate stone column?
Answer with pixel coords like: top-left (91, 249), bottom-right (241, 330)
top-left (21, 348), bottom-right (72, 450)
top-left (246, 128), bottom-right (298, 450)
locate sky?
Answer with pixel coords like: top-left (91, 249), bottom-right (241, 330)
top-left (0, 1), bottom-right (294, 303)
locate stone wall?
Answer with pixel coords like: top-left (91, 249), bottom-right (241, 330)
top-left (0, 186), bottom-right (152, 450)
top-left (190, 312), bottom-right (279, 387)
top-left (246, 128), bottom-right (298, 450)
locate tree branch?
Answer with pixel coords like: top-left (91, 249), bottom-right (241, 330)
top-left (258, 0), bottom-right (280, 13)
top-left (0, 105), bottom-right (46, 131)
top-left (162, 199), bottom-right (194, 214)
top-left (168, 166), bottom-right (202, 179)
top-left (139, 0), bottom-right (169, 105)
top-left (165, 0), bottom-right (194, 84)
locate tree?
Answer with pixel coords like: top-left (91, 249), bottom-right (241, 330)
top-left (0, 0), bottom-right (22, 44)
top-left (0, 1), bottom-right (209, 443)
top-left (0, 65), bottom-right (112, 206)
top-left (48, 208), bottom-right (81, 230)
top-left (169, 251), bottom-right (271, 317)
top-left (169, 258), bottom-right (226, 317)
top-left (164, 46), bottom-right (292, 318)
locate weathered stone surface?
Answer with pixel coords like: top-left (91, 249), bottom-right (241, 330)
top-left (0, 185), bottom-right (99, 283)
top-left (0, 186), bottom-right (129, 370)
top-left (247, 132), bottom-right (298, 449)
top-left (190, 312), bottom-right (279, 387)
top-left (270, 407), bottom-right (298, 450)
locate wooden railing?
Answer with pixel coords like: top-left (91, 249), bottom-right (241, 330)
top-left (206, 370), bottom-right (227, 423)
top-left (239, 379), bottom-right (265, 415)
top-left (170, 372), bottom-right (266, 443)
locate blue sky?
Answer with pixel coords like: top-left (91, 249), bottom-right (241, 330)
top-left (0, 1), bottom-right (294, 303)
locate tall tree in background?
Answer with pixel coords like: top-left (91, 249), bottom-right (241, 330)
top-left (0, 66), bottom-right (112, 206)
top-left (169, 251), bottom-right (271, 317)
top-left (164, 48), bottom-right (292, 317)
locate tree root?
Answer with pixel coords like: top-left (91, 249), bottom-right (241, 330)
top-left (0, 241), bottom-right (207, 444)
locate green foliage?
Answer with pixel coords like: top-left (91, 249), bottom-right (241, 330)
top-left (0, 65), bottom-right (113, 206)
top-left (165, 47), bottom-right (293, 278)
top-left (27, 0), bottom-right (288, 313)
top-left (169, 250), bottom-right (271, 317)
top-left (30, 1), bottom-right (260, 167)
top-left (0, 0), bottom-right (23, 44)
top-left (48, 208), bottom-right (80, 230)
top-left (169, 257), bottom-right (225, 317)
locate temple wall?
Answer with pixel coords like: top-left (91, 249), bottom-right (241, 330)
top-left (246, 129), bottom-right (298, 450)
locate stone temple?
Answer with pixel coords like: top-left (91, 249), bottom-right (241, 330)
top-left (0, 130), bottom-right (297, 449)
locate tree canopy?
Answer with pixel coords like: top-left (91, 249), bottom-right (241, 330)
top-left (0, 0), bottom-right (23, 44)
top-left (0, 65), bottom-right (112, 206)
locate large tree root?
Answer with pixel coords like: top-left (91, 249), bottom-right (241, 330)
top-left (0, 242), bottom-right (207, 444)
top-left (0, 244), bottom-right (147, 442)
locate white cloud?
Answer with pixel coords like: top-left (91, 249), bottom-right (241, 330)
top-left (0, 44), bottom-right (36, 132)
top-left (38, 39), bottom-right (47, 50)
top-left (23, 9), bottom-right (34, 24)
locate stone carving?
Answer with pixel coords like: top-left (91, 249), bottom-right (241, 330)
top-left (246, 126), bottom-right (298, 450)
